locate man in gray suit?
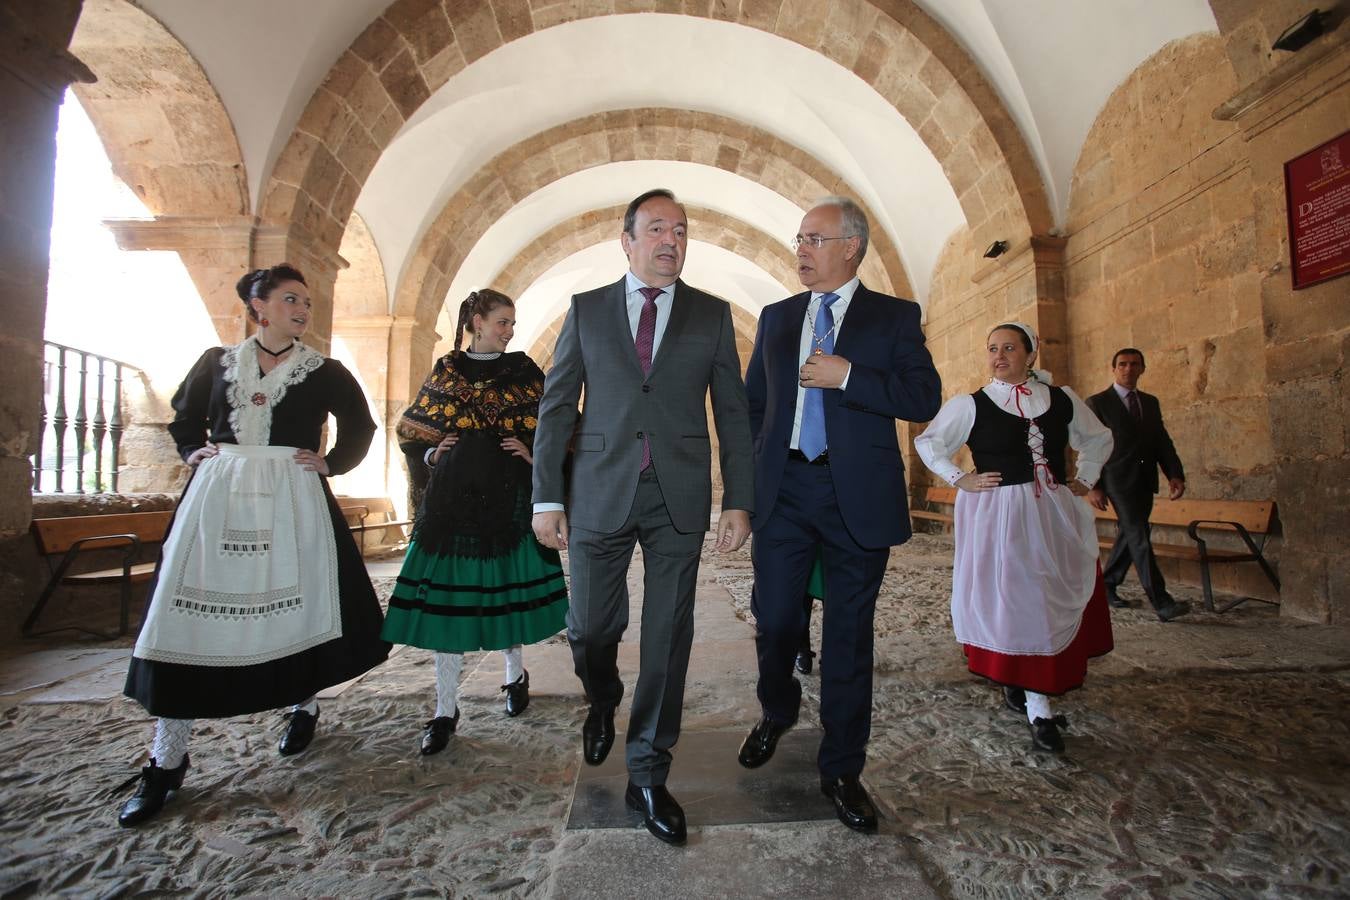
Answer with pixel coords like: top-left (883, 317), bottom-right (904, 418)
top-left (531, 189), bottom-right (753, 845)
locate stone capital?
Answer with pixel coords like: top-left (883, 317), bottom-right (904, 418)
top-left (0, 4), bottom-right (95, 102)
top-left (103, 215), bottom-right (256, 252)
top-left (253, 222), bottom-right (349, 281)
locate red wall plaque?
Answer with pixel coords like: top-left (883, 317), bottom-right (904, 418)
top-left (1285, 129), bottom-right (1350, 290)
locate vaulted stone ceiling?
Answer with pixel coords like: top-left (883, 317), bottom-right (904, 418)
top-left (122, 0), bottom-right (1218, 352)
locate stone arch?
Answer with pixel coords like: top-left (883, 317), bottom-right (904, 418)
top-left (70, 0), bottom-right (247, 216)
top-left (262, 0), bottom-right (1050, 264)
top-left (491, 204), bottom-right (797, 304)
top-left (397, 109), bottom-right (908, 330)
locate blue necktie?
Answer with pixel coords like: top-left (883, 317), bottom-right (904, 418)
top-left (798, 292), bottom-right (839, 461)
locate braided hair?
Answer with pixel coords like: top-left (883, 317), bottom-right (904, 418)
top-left (235, 264), bottom-right (307, 321)
top-left (455, 289), bottom-right (514, 351)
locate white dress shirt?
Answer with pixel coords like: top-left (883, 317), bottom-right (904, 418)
top-left (534, 272), bottom-right (675, 515)
top-left (789, 276), bottom-right (859, 450)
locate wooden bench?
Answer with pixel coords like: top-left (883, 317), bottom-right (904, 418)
top-left (1094, 498), bottom-right (1279, 613)
top-left (26, 510), bottom-right (174, 638)
top-left (910, 485), bottom-right (957, 531)
top-left (337, 497), bottom-right (411, 554)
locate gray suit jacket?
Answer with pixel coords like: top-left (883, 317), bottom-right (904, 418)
top-left (532, 276), bottom-right (754, 534)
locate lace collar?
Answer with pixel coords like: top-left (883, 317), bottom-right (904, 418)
top-left (220, 336), bottom-right (325, 445)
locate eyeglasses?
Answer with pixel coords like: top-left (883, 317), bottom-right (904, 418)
top-left (790, 234), bottom-right (856, 251)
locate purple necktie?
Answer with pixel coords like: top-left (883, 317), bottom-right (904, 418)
top-left (636, 287), bottom-right (661, 470)
top-left (1126, 390), bottom-right (1142, 422)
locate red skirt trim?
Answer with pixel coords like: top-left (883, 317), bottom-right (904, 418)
top-left (962, 565), bottom-right (1114, 696)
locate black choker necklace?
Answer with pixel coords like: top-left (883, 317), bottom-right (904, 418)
top-left (257, 339), bottom-right (293, 358)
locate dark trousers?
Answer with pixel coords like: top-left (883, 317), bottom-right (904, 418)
top-left (751, 459), bottom-right (889, 779)
top-left (1102, 487), bottom-right (1170, 609)
top-left (565, 470), bottom-right (703, 787)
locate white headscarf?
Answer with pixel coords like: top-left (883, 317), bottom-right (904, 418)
top-left (990, 321), bottom-right (1053, 385)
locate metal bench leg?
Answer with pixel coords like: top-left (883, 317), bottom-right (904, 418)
top-left (22, 578), bottom-right (64, 636)
top-left (119, 565), bottom-right (132, 637)
top-left (1197, 541), bottom-right (1216, 612)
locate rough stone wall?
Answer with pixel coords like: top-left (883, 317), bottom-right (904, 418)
top-left (1064, 35), bottom-right (1268, 498)
top-left (1209, 0), bottom-right (1350, 622)
top-left (1062, 33), bottom-right (1277, 603)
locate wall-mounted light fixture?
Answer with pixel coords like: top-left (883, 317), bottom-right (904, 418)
top-left (983, 240), bottom-right (1009, 259)
top-left (1273, 9), bottom-right (1325, 51)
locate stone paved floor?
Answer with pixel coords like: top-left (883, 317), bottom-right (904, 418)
top-left (1, 533), bottom-right (1347, 898)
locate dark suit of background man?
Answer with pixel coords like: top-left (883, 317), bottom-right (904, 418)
top-left (531, 189), bottom-right (753, 846)
top-left (738, 197), bottom-right (941, 833)
top-left (1086, 348), bottom-right (1191, 623)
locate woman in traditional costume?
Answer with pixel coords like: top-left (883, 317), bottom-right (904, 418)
top-left (383, 289), bottom-right (567, 755)
top-left (116, 264), bottom-right (391, 826)
top-left (914, 322), bottom-right (1114, 754)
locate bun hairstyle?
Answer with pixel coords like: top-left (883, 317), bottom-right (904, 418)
top-left (236, 264), bottom-right (307, 321)
top-left (455, 289), bottom-right (514, 351)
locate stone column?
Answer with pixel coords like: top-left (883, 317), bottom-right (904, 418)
top-left (1213, 27), bottom-right (1350, 622)
top-left (0, 0), bottom-right (95, 626)
top-left (253, 222), bottom-right (349, 357)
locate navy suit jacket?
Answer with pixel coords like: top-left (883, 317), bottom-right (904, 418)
top-left (745, 284), bottom-right (942, 549)
top-left (1086, 386), bottom-right (1184, 500)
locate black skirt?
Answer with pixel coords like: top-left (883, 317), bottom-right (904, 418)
top-left (124, 487), bottom-right (391, 719)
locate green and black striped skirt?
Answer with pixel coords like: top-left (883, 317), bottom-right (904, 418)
top-left (381, 535), bottom-right (567, 653)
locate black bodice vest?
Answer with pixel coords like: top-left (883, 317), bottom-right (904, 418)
top-left (967, 386), bottom-right (1071, 486)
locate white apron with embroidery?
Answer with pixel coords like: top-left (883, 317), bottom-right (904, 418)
top-left (134, 338), bottom-right (341, 667)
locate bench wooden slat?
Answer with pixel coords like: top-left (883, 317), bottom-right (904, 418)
top-left (64, 563), bottom-right (159, 584)
top-left (30, 511), bottom-right (174, 554)
top-left (1093, 498), bottom-right (1274, 533)
top-left (26, 510), bottom-right (174, 638)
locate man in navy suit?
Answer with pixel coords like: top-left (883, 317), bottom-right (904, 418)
top-left (737, 197), bottom-right (941, 832)
top-left (1086, 349), bottom-right (1190, 622)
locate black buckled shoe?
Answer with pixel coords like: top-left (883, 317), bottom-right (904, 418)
top-left (278, 707), bottom-right (319, 756)
top-left (1003, 686), bottom-right (1027, 715)
top-left (502, 671), bottom-right (530, 717)
top-left (625, 782), bottom-right (687, 846)
top-left (820, 774), bottom-right (878, 833)
top-left (582, 706), bottom-right (616, 766)
top-left (737, 716), bottom-right (795, 769)
top-left (420, 711), bottom-right (460, 756)
top-left (1029, 714), bottom-right (1069, 754)
top-left (1106, 589), bottom-right (1129, 608)
top-left (116, 755), bottom-right (190, 827)
top-left (794, 648), bottom-right (815, 675)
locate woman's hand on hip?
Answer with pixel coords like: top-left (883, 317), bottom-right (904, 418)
top-left (431, 433), bottom-right (459, 465)
top-left (501, 436), bottom-right (533, 465)
top-left (956, 471), bottom-right (1001, 493)
top-left (186, 442), bottom-right (219, 467)
top-left (293, 449), bottom-right (329, 475)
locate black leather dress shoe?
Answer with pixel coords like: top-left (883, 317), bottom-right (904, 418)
top-left (625, 782), bottom-right (687, 846)
top-left (794, 649), bottom-right (815, 675)
top-left (582, 706), bottom-right (615, 766)
top-left (1106, 590), bottom-right (1129, 608)
top-left (1029, 714), bottom-right (1069, 754)
top-left (502, 671), bottom-right (530, 717)
top-left (820, 774), bottom-right (877, 833)
top-left (420, 711), bottom-right (459, 756)
top-left (737, 716), bottom-right (795, 769)
top-left (278, 708), bottom-right (319, 756)
top-left (116, 755), bottom-right (189, 827)
top-left (1156, 600), bottom-right (1192, 622)
top-left (1003, 686), bottom-right (1027, 714)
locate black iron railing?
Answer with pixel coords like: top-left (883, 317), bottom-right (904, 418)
top-left (32, 342), bottom-right (141, 493)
